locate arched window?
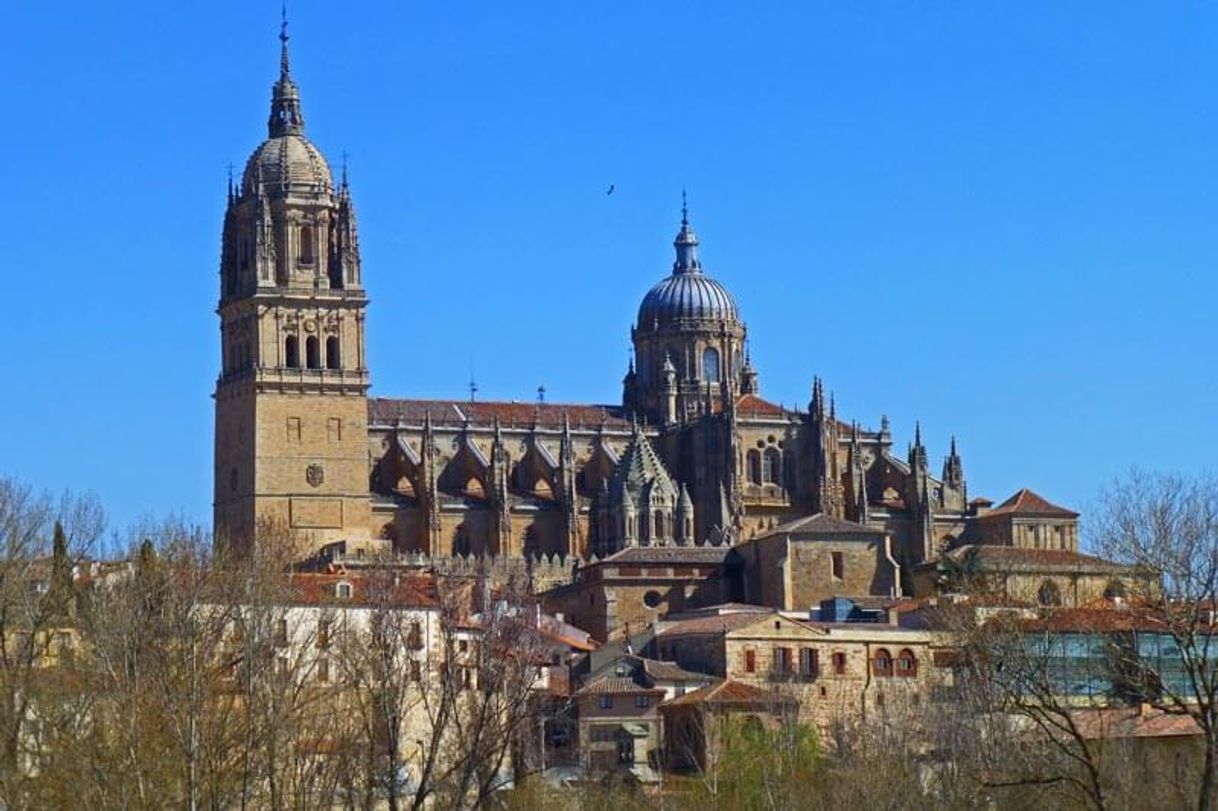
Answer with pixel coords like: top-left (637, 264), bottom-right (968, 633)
top-left (895, 649), bottom-right (917, 678)
top-left (325, 336), bottom-right (340, 370)
top-left (702, 347), bottom-right (720, 382)
top-left (1038, 580), bottom-right (1062, 607)
top-left (763, 448), bottom-right (782, 485)
top-left (874, 648), bottom-right (893, 678)
top-left (285, 335), bottom-right (300, 368)
top-left (299, 224), bottom-right (315, 264)
top-left (305, 336), bottom-right (320, 369)
top-left (747, 450), bottom-right (762, 485)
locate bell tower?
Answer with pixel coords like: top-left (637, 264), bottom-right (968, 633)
top-left (214, 19), bottom-right (371, 555)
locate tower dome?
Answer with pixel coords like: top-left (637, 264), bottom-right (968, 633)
top-left (240, 19), bottom-right (332, 195)
top-left (626, 197), bottom-right (749, 424)
top-left (242, 136), bottom-right (332, 194)
top-left (637, 208), bottom-right (740, 328)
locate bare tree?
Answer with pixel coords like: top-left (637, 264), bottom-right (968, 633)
top-left (1091, 469), bottom-right (1218, 811)
top-left (0, 477), bottom-right (104, 807)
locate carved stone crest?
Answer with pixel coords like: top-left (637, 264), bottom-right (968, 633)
top-left (306, 464), bottom-right (325, 487)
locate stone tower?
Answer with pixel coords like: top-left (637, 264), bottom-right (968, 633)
top-left (214, 22), bottom-right (371, 554)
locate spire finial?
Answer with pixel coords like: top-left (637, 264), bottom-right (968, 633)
top-left (914, 420), bottom-right (922, 446)
top-left (673, 190), bottom-right (701, 273)
top-left (279, 2), bottom-right (290, 77)
top-left (267, 3), bottom-right (305, 137)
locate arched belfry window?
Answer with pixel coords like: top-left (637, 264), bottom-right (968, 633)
top-left (763, 448), bottom-right (782, 485)
top-left (285, 335), bottom-right (300, 369)
top-left (326, 336), bottom-right (340, 370)
top-left (299, 225), bottom-right (315, 265)
top-left (747, 450), bottom-right (762, 485)
top-left (306, 336), bottom-right (320, 370)
top-left (702, 347), bottom-right (720, 383)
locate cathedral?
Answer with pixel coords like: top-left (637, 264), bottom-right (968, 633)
top-left (214, 28), bottom-right (1092, 603)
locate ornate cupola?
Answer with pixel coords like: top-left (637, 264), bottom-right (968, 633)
top-left (213, 15), bottom-right (372, 555)
top-left (628, 195), bottom-right (747, 424)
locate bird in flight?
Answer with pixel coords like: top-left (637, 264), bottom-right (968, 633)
top-left (606, 184), bottom-right (615, 196)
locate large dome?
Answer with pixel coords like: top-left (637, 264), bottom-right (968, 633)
top-left (637, 213), bottom-right (740, 328)
top-left (638, 272), bottom-right (739, 326)
top-left (242, 134), bottom-right (332, 195)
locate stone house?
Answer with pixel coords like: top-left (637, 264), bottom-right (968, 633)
top-left (543, 545), bottom-right (736, 641)
top-left (650, 603), bottom-right (952, 733)
top-left (572, 653), bottom-right (713, 777)
top-left (660, 680), bottom-right (798, 773)
top-left (732, 513), bottom-right (902, 609)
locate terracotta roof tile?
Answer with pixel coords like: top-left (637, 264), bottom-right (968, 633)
top-left (279, 572), bottom-right (440, 608)
top-left (984, 488), bottom-right (1079, 519)
top-left (944, 545), bottom-right (1125, 572)
top-left (662, 679), bottom-right (797, 709)
top-left (735, 394), bottom-right (786, 417)
top-left (368, 397), bottom-right (630, 430)
top-left (1070, 706), bottom-right (1201, 740)
top-left (754, 512), bottom-right (883, 539)
top-left (656, 610), bottom-right (778, 638)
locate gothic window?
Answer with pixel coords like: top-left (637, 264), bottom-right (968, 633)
top-left (702, 347), bottom-right (720, 382)
top-left (305, 336), bottom-right (320, 369)
top-left (285, 335), bottom-right (300, 368)
top-left (747, 450), bottom-right (762, 485)
top-left (299, 224), bottom-right (315, 265)
top-left (1038, 580), bottom-right (1062, 607)
top-left (326, 336), bottom-right (340, 370)
top-left (763, 448), bottom-right (782, 485)
top-left (654, 511), bottom-right (664, 539)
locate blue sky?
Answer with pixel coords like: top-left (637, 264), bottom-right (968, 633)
top-left (1, 2), bottom-right (1215, 544)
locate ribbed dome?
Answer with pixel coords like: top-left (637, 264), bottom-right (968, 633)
top-left (637, 211), bottom-right (740, 328)
top-left (638, 272), bottom-right (739, 326)
top-left (242, 134), bottom-right (332, 195)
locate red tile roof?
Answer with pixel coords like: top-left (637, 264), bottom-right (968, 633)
top-left (280, 572), bottom-right (440, 608)
top-left (662, 679), bottom-right (798, 709)
top-left (735, 394), bottom-right (787, 417)
top-left (755, 512), bottom-right (884, 539)
top-left (1070, 706), bottom-right (1201, 740)
top-left (943, 545), bottom-right (1126, 572)
top-left (368, 397), bottom-right (630, 430)
top-left (983, 488), bottom-right (1079, 519)
top-left (656, 610), bottom-right (779, 638)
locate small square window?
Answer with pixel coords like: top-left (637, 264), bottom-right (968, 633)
top-left (599, 695), bottom-right (614, 710)
top-left (634, 695), bottom-right (651, 709)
